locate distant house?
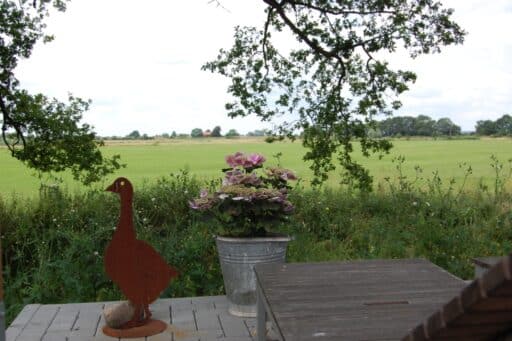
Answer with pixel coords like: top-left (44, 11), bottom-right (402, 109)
top-left (203, 129), bottom-right (212, 137)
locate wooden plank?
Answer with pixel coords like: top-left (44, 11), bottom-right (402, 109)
top-left (16, 305), bottom-right (59, 341)
top-left (194, 311), bottom-right (220, 331)
top-left (92, 314), bottom-right (118, 341)
top-left (42, 330), bottom-right (70, 341)
top-left (6, 304), bottom-right (41, 341)
top-left (190, 296), bottom-right (218, 312)
top-left (147, 299), bottom-right (172, 340)
top-left (70, 304), bottom-right (103, 340)
top-left (146, 329), bottom-right (172, 341)
top-left (6, 327), bottom-right (23, 341)
top-left (219, 315), bottom-right (250, 337)
top-left (171, 305), bottom-right (196, 331)
top-left (8, 304), bottom-right (41, 328)
top-left (195, 329), bottom-right (224, 340)
top-left (46, 306), bottom-right (79, 332)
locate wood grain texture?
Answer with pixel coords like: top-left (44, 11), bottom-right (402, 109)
top-left (255, 259), bottom-right (466, 341)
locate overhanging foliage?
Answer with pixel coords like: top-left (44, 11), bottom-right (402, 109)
top-left (204, 0), bottom-right (465, 190)
top-left (0, 0), bottom-right (122, 184)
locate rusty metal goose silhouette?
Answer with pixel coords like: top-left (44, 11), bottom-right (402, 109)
top-left (105, 177), bottom-right (178, 329)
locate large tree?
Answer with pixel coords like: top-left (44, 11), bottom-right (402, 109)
top-left (211, 125), bottom-right (222, 137)
top-left (191, 128), bottom-right (204, 138)
top-left (476, 119), bottom-right (498, 136)
top-left (1, 0), bottom-right (122, 185)
top-left (495, 114), bottom-right (512, 136)
top-left (435, 117), bottom-right (460, 136)
top-left (204, 0), bottom-right (465, 190)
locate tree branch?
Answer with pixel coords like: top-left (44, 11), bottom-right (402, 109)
top-left (263, 0), bottom-right (346, 81)
top-left (262, 8), bottom-right (273, 77)
top-left (361, 44), bottom-right (375, 80)
top-left (0, 94), bottom-right (25, 153)
top-left (263, 0), bottom-right (340, 61)
top-left (286, 0), bottom-right (397, 16)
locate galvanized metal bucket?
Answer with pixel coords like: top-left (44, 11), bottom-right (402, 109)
top-left (215, 234), bottom-right (291, 317)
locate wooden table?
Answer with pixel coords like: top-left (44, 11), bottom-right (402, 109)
top-left (255, 259), bottom-right (466, 341)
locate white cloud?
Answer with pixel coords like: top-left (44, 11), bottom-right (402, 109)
top-left (393, 0), bottom-right (512, 130)
top-left (14, 0), bottom-right (512, 135)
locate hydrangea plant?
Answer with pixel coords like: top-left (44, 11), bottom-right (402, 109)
top-left (190, 152), bottom-right (297, 237)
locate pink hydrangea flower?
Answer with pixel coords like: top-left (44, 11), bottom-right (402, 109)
top-left (225, 152), bottom-right (247, 168)
top-left (226, 152), bottom-right (266, 169)
top-left (223, 169), bottom-right (244, 185)
top-left (191, 151), bottom-right (297, 236)
top-left (248, 153), bottom-right (266, 167)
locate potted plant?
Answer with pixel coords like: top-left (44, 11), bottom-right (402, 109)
top-left (190, 152), bottom-right (296, 316)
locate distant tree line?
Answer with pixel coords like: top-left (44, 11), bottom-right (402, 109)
top-left (97, 115), bottom-right (512, 140)
top-left (377, 114), bottom-right (512, 137)
top-left (475, 115), bottom-right (512, 136)
top-left (377, 115), bottom-right (461, 137)
top-left (97, 127), bottom-right (271, 140)
top-left (191, 126), bottom-right (233, 138)
top-left (188, 127), bottom-right (269, 138)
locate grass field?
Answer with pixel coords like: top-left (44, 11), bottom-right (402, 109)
top-left (1, 137), bottom-right (512, 196)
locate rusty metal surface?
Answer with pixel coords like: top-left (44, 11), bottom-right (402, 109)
top-left (102, 319), bottom-right (167, 338)
top-left (105, 177), bottom-right (178, 330)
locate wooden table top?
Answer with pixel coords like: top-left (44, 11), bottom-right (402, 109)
top-left (255, 258), bottom-right (466, 341)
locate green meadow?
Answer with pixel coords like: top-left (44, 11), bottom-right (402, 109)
top-left (1, 137), bottom-right (512, 197)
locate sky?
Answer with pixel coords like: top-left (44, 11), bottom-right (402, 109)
top-left (15, 0), bottom-right (512, 136)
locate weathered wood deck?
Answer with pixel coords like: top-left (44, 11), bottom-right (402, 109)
top-left (7, 296), bottom-right (273, 341)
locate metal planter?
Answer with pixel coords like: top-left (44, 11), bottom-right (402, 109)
top-left (215, 234), bottom-right (291, 317)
